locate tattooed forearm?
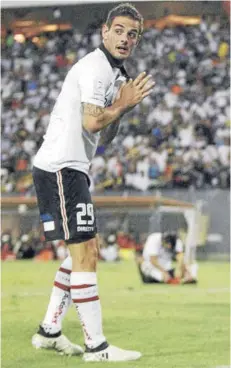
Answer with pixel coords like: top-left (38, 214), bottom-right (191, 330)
top-left (82, 103), bottom-right (104, 117)
top-left (100, 119), bottom-right (120, 145)
top-left (82, 101), bottom-right (125, 133)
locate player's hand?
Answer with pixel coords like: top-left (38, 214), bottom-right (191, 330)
top-left (133, 72), bottom-right (155, 98)
top-left (118, 72), bottom-right (155, 109)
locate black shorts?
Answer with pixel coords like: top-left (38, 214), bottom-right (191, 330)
top-left (32, 166), bottom-right (97, 243)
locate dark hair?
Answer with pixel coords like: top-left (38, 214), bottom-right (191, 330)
top-left (163, 232), bottom-right (178, 249)
top-left (106, 2), bottom-right (144, 36)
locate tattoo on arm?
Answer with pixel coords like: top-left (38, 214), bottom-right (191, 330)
top-left (82, 103), bottom-right (104, 117)
top-left (82, 102), bottom-right (122, 133)
top-left (100, 120), bottom-right (120, 145)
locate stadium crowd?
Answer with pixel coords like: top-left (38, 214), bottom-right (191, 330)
top-left (1, 15), bottom-right (230, 194)
top-left (1, 229), bottom-right (137, 262)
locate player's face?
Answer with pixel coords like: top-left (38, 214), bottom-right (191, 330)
top-left (102, 16), bottom-right (140, 60)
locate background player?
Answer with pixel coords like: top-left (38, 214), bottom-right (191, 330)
top-left (32, 2), bottom-right (155, 362)
top-left (136, 232), bottom-right (198, 284)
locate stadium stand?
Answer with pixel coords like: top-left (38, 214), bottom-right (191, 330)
top-left (1, 15), bottom-right (230, 194)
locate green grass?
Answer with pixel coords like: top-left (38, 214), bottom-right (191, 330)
top-left (1, 260), bottom-right (230, 368)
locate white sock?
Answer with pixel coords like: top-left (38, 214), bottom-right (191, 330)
top-left (41, 256), bottom-right (72, 335)
top-left (189, 263), bottom-right (198, 279)
top-left (71, 272), bottom-right (106, 349)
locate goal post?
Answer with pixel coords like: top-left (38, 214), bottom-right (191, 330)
top-left (154, 203), bottom-right (203, 263)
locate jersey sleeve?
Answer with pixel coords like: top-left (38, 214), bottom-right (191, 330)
top-left (144, 234), bottom-right (161, 256)
top-left (78, 65), bottom-right (109, 107)
top-left (175, 238), bottom-right (184, 253)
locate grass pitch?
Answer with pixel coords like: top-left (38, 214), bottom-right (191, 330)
top-left (2, 260), bottom-right (230, 368)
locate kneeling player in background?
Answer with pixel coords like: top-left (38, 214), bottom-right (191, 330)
top-left (136, 232), bottom-right (198, 284)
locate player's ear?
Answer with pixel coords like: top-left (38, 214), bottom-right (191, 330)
top-left (102, 23), bottom-right (109, 41)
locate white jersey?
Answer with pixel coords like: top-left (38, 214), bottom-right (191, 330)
top-left (142, 232), bottom-right (183, 270)
top-left (33, 47), bottom-right (126, 175)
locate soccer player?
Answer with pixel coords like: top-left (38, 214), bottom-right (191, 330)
top-left (31, 2), bottom-right (155, 362)
top-left (137, 232), bottom-right (198, 284)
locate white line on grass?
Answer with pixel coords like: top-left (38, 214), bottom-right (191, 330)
top-left (1, 287), bottom-right (229, 298)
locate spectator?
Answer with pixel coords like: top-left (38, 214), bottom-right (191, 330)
top-left (100, 234), bottom-right (120, 262)
top-left (1, 15), bottom-right (230, 193)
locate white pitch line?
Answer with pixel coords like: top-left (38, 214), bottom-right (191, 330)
top-left (1, 287), bottom-right (229, 298)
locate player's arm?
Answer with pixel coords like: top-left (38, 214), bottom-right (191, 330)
top-left (99, 82), bottom-right (137, 145)
top-left (176, 251), bottom-right (194, 281)
top-left (82, 72), bottom-right (155, 134)
top-left (82, 101), bottom-right (125, 134)
top-left (175, 239), bottom-right (185, 278)
top-left (175, 252), bottom-right (185, 278)
top-left (150, 256), bottom-right (171, 282)
top-left (99, 81), bottom-right (133, 145)
top-left (150, 256), bottom-right (167, 273)
top-left (99, 118), bottom-right (121, 145)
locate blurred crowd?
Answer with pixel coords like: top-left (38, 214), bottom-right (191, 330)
top-left (1, 15), bottom-right (230, 194)
top-left (1, 229), bottom-right (140, 262)
top-left (1, 230), bottom-right (66, 261)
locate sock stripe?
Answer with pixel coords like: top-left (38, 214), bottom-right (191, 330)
top-left (71, 284), bottom-right (95, 289)
top-left (73, 296), bottom-right (99, 303)
top-left (54, 281), bottom-right (70, 291)
top-left (59, 267), bottom-right (71, 275)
